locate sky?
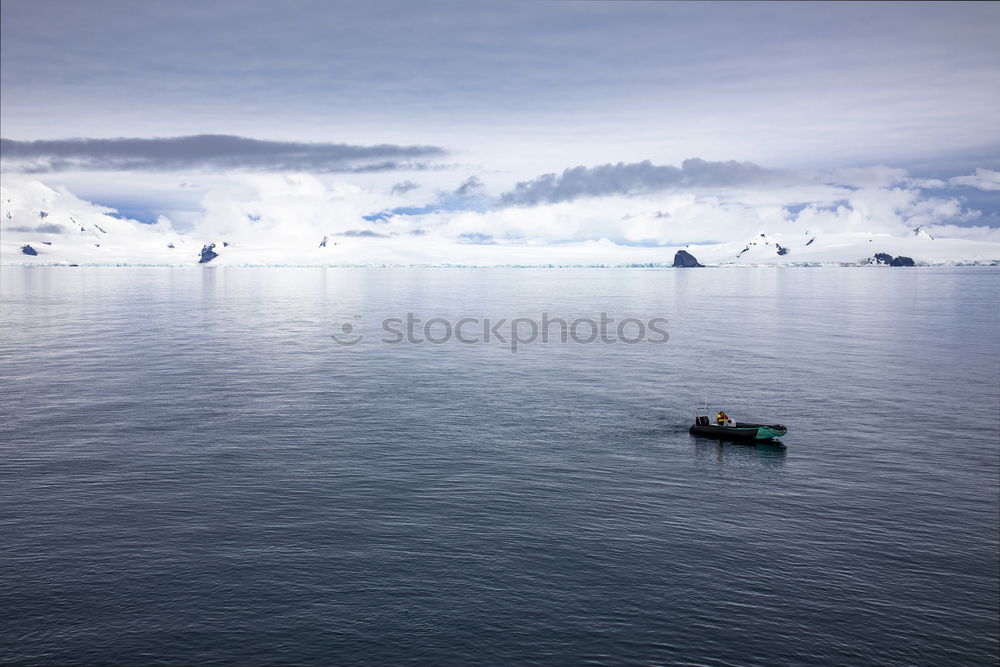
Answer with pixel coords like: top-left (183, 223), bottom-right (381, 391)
top-left (1, 0), bottom-right (999, 251)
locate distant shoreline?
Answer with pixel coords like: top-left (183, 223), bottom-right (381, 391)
top-left (3, 262), bottom-right (999, 269)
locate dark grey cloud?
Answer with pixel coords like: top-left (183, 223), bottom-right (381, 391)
top-left (0, 135), bottom-right (447, 173)
top-left (499, 158), bottom-right (775, 206)
top-left (454, 176), bottom-right (485, 198)
top-left (390, 180), bottom-right (421, 195)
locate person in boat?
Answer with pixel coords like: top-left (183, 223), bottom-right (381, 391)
top-left (716, 411), bottom-right (729, 426)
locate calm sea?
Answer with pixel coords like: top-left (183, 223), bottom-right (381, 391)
top-left (1, 267), bottom-right (998, 666)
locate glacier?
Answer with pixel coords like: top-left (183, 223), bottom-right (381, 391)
top-left (3, 179), bottom-right (999, 267)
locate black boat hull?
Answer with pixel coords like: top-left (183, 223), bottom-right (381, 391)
top-left (689, 422), bottom-right (787, 441)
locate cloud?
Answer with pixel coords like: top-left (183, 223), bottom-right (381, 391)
top-left (5, 176), bottom-right (997, 267)
top-left (949, 168), bottom-right (1000, 191)
top-left (454, 176), bottom-right (485, 198)
top-left (35, 223), bottom-right (68, 234)
top-left (421, 176), bottom-right (983, 247)
top-left (921, 224), bottom-right (1000, 242)
top-left (0, 135), bottom-right (447, 173)
top-left (352, 158), bottom-right (996, 246)
top-left (338, 229), bottom-right (390, 238)
top-left (390, 180), bottom-right (421, 194)
top-left (499, 158), bottom-right (775, 206)
top-left (363, 174), bottom-right (489, 222)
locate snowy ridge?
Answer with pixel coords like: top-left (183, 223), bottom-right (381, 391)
top-left (3, 180), bottom-right (999, 267)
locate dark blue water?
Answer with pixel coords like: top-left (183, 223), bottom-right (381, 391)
top-left (1, 267), bottom-right (998, 666)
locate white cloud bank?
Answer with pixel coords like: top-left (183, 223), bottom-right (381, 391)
top-left (3, 166), bottom-right (1000, 266)
top-left (949, 168), bottom-right (1000, 191)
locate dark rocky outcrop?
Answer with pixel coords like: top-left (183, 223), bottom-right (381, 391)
top-left (21, 244), bottom-right (38, 256)
top-left (673, 249), bottom-right (703, 267)
top-left (776, 244), bottom-right (789, 256)
top-left (199, 243), bottom-right (219, 264)
top-left (868, 252), bottom-right (916, 266)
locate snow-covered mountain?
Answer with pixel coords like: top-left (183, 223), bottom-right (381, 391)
top-left (3, 180), bottom-right (999, 266)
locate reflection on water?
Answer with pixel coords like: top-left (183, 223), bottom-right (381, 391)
top-left (691, 436), bottom-right (787, 467)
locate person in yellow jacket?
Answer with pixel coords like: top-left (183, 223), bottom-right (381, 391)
top-left (716, 411), bottom-right (729, 426)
